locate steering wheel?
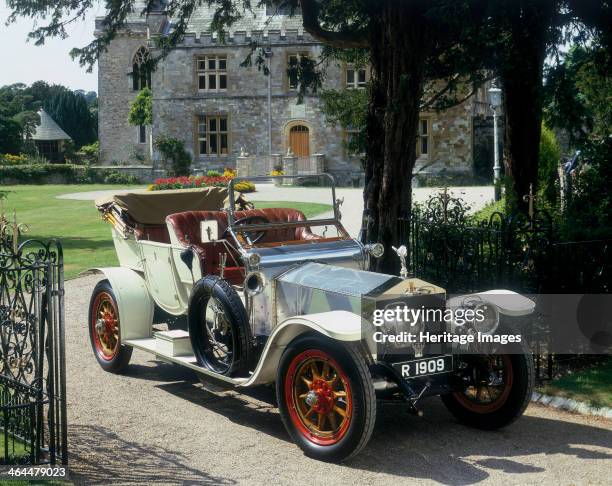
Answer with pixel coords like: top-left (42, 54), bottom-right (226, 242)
top-left (223, 215), bottom-right (270, 245)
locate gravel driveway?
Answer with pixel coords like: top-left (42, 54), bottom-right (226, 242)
top-left (66, 275), bottom-right (612, 486)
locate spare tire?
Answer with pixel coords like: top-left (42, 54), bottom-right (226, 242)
top-left (188, 275), bottom-right (252, 376)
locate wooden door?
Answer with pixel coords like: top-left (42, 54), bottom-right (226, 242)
top-left (289, 125), bottom-right (310, 157)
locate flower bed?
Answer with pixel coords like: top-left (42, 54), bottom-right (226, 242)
top-left (148, 172), bottom-right (256, 193)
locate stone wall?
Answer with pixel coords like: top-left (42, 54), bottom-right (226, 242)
top-left (97, 11), bottom-right (481, 186)
top-left (150, 37), bottom-right (364, 185)
top-left (97, 21), bottom-right (151, 166)
top-left (415, 102), bottom-right (474, 176)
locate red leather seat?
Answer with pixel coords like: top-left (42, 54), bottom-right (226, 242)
top-left (165, 208), bottom-right (321, 283)
top-left (134, 224), bottom-right (171, 243)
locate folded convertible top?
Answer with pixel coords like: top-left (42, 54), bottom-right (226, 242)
top-left (95, 187), bottom-right (229, 226)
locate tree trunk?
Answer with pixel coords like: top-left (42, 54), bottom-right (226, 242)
top-left (363, 5), bottom-right (429, 273)
top-left (500, 3), bottom-right (555, 212)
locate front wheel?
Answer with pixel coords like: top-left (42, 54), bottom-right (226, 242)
top-left (88, 280), bottom-right (132, 373)
top-left (442, 350), bottom-right (534, 430)
top-left (276, 334), bottom-right (376, 462)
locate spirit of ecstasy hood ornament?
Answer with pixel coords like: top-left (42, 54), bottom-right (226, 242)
top-left (391, 245), bottom-right (409, 279)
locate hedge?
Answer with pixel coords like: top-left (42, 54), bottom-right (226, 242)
top-left (0, 164), bottom-right (139, 185)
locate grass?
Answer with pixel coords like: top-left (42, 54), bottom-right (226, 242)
top-left (0, 432), bottom-right (27, 462)
top-left (0, 185), bottom-right (331, 279)
top-left (539, 358), bottom-right (612, 409)
top-left (471, 197), bottom-right (506, 222)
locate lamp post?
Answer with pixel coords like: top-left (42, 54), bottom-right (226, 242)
top-left (488, 85), bottom-right (502, 201)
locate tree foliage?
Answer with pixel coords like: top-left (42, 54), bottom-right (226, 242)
top-left (544, 43), bottom-right (612, 147)
top-left (155, 137), bottom-right (192, 176)
top-left (43, 89), bottom-right (98, 148)
top-left (538, 123), bottom-right (562, 206)
top-left (128, 87), bottom-right (153, 126)
top-left (0, 116), bottom-right (23, 154)
top-left (0, 81), bottom-right (98, 152)
top-left (6, 0), bottom-right (611, 269)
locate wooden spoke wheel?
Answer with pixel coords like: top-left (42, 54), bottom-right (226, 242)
top-left (277, 334), bottom-right (376, 462)
top-left (91, 291), bottom-right (120, 361)
top-left (453, 355), bottom-right (514, 413)
top-left (88, 280), bottom-right (132, 373)
top-left (442, 339), bottom-right (534, 430)
top-left (285, 350), bottom-right (352, 445)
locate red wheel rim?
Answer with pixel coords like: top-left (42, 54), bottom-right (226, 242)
top-left (284, 349), bottom-right (352, 446)
top-left (453, 355), bottom-right (514, 413)
top-left (91, 291), bottom-right (120, 361)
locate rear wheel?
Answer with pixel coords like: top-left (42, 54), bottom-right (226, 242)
top-left (88, 280), bottom-right (132, 373)
top-left (277, 334), bottom-right (376, 462)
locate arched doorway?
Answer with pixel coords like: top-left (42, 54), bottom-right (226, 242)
top-left (289, 125), bottom-right (310, 157)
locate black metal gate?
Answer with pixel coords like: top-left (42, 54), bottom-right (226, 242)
top-left (0, 219), bottom-right (67, 465)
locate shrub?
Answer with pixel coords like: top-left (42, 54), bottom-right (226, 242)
top-left (155, 137), bottom-right (192, 176)
top-left (233, 180), bottom-right (256, 193)
top-left (93, 169), bottom-right (139, 185)
top-left (0, 163), bottom-right (139, 185)
top-left (270, 170), bottom-right (284, 176)
top-left (206, 169), bottom-right (222, 177)
top-left (538, 124), bottom-right (562, 206)
top-left (0, 154), bottom-right (29, 165)
top-left (75, 141), bottom-right (99, 165)
top-left (560, 136), bottom-right (612, 240)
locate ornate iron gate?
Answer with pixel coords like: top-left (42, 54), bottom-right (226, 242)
top-left (0, 215), bottom-right (67, 465)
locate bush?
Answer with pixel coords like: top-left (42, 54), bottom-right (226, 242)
top-left (0, 154), bottom-right (29, 165)
top-left (206, 169), bottom-right (222, 177)
top-left (74, 141), bottom-right (99, 165)
top-left (538, 124), bottom-right (562, 206)
top-left (560, 137), bottom-right (612, 240)
top-left (155, 137), bottom-right (192, 176)
top-left (0, 163), bottom-right (139, 185)
top-left (233, 180), bottom-right (256, 193)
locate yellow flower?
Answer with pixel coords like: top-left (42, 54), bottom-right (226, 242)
top-left (223, 168), bottom-right (237, 179)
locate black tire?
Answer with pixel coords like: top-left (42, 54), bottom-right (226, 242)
top-left (442, 338), bottom-right (534, 430)
top-left (88, 279), bottom-right (132, 373)
top-left (276, 334), bottom-right (376, 462)
top-left (188, 275), bottom-right (251, 376)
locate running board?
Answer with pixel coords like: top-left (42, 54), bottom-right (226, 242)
top-left (124, 338), bottom-right (248, 386)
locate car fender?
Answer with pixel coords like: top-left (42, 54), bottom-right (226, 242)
top-left (448, 289), bottom-right (535, 317)
top-left (82, 267), bottom-right (154, 341)
top-left (241, 310), bottom-right (363, 387)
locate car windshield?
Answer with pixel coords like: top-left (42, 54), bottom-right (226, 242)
top-left (227, 174), bottom-right (350, 247)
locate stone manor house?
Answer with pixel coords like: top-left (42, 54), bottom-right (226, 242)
top-left (96, 3), bottom-right (494, 185)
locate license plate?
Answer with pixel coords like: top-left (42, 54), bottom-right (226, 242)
top-left (393, 355), bottom-right (453, 379)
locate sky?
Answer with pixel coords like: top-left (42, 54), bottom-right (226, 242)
top-left (0, 4), bottom-right (104, 92)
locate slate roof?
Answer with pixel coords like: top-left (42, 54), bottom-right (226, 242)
top-left (31, 109), bottom-right (72, 141)
top-left (126, 2), bottom-right (303, 33)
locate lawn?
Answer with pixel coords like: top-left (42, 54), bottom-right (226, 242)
top-left (540, 358), bottom-right (612, 409)
top-left (0, 431), bottom-right (27, 463)
top-left (0, 185), bottom-right (331, 279)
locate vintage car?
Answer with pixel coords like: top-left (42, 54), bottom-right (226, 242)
top-left (86, 174), bottom-right (535, 462)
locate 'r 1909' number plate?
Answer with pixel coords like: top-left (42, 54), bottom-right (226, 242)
top-left (392, 355), bottom-right (453, 379)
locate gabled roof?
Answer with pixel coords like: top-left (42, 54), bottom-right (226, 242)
top-left (31, 109), bottom-right (72, 141)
